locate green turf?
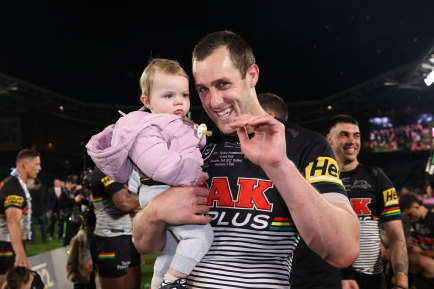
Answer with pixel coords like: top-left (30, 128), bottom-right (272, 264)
top-left (28, 224), bottom-right (158, 288)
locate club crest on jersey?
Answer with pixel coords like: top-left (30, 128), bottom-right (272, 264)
top-left (383, 188), bottom-right (398, 206)
top-left (351, 179), bottom-right (371, 189)
top-left (202, 143), bottom-right (217, 161)
top-left (304, 157), bottom-right (344, 188)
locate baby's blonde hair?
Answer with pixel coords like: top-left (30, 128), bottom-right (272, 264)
top-left (140, 58), bottom-right (189, 97)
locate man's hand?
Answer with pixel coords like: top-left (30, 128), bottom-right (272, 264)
top-left (394, 273), bottom-right (408, 289)
top-left (230, 114), bottom-right (286, 169)
top-left (74, 194), bottom-right (84, 203)
top-left (341, 279), bottom-right (359, 289)
top-left (133, 186), bottom-right (211, 254)
top-left (14, 252), bottom-right (29, 269)
top-left (84, 260), bottom-right (93, 274)
top-left (196, 172), bottom-right (209, 187)
top-left (150, 186), bottom-right (211, 225)
top-left (408, 242), bottom-right (423, 254)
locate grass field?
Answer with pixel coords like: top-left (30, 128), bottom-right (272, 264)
top-left (27, 228), bottom-right (158, 289)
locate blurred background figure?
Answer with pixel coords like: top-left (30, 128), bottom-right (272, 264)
top-left (257, 92), bottom-right (288, 121)
top-left (28, 178), bottom-right (48, 244)
top-left (399, 192), bottom-right (434, 288)
top-left (59, 174), bottom-right (91, 246)
top-left (47, 179), bottom-right (63, 240)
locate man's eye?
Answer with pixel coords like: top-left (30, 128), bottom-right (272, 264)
top-left (198, 87), bottom-right (208, 93)
top-left (218, 82), bottom-right (229, 88)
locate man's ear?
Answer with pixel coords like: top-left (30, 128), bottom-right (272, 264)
top-left (326, 134), bottom-right (332, 143)
top-left (246, 64), bottom-right (259, 88)
top-left (140, 95), bottom-right (152, 110)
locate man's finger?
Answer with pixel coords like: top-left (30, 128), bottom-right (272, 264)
top-left (191, 214), bottom-right (212, 224)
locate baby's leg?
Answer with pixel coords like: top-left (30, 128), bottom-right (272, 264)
top-left (167, 223), bottom-right (214, 276)
top-left (151, 230), bottom-right (178, 289)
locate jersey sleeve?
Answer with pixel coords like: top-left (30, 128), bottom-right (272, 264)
top-left (2, 179), bottom-right (26, 211)
top-left (374, 167), bottom-right (401, 222)
top-left (298, 131), bottom-right (346, 196)
top-left (91, 169), bottom-right (125, 204)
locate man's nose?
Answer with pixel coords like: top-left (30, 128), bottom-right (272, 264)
top-left (347, 135), bottom-right (356, 143)
top-left (209, 88), bottom-right (223, 108)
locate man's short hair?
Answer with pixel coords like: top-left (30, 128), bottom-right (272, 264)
top-left (258, 93), bottom-right (288, 121)
top-left (16, 149), bottom-right (40, 164)
top-left (139, 58), bottom-right (189, 97)
top-left (399, 192), bottom-right (423, 211)
top-left (192, 30), bottom-right (255, 79)
top-left (6, 266), bottom-right (31, 289)
top-left (328, 114), bottom-right (359, 133)
top-left (66, 174), bottom-right (79, 184)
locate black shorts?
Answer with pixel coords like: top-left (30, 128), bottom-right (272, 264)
top-left (354, 271), bottom-right (387, 289)
top-left (90, 235), bottom-right (140, 278)
top-left (0, 241), bottom-right (14, 274)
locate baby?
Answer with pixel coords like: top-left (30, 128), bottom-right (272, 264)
top-left (86, 58), bottom-right (213, 289)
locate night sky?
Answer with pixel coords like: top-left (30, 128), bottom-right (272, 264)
top-left (1, 0), bottom-right (434, 107)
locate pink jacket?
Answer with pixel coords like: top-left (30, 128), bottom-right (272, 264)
top-left (86, 109), bottom-right (205, 186)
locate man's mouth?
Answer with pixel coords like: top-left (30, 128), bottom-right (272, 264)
top-left (344, 147), bottom-right (356, 153)
top-left (216, 107), bottom-right (233, 118)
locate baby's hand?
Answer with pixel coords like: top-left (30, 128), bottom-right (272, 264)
top-left (197, 172), bottom-right (209, 186)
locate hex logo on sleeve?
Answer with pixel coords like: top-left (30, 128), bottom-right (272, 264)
top-left (100, 176), bottom-right (115, 188)
top-left (382, 188), bottom-right (398, 207)
top-left (4, 195), bottom-right (25, 208)
top-left (304, 157), bottom-right (344, 188)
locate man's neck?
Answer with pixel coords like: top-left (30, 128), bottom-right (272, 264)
top-left (15, 168), bottom-right (27, 183)
top-left (420, 206), bottom-right (429, 221)
top-left (338, 159), bottom-right (359, 173)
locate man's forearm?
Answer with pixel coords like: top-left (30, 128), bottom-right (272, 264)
top-left (391, 240), bottom-right (409, 288)
top-left (263, 158), bottom-right (360, 268)
top-left (391, 240), bottom-right (408, 273)
top-left (132, 201), bottom-right (166, 254)
top-left (8, 220), bottom-right (26, 257)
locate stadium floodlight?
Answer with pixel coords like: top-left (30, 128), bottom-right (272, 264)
top-left (424, 69), bottom-right (434, 86)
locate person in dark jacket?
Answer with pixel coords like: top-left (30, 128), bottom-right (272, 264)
top-left (47, 179), bottom-right (63, 240)
top-left (28, 178), bottom-right (48, 244)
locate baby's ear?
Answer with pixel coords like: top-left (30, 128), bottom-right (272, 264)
top-left (141, 95), bottom-right (152, 110)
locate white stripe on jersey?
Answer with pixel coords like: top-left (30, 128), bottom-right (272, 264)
top-left (352, 220), bottom-right (382, 274)
top-left (188, 227), bottom-right (299, 288)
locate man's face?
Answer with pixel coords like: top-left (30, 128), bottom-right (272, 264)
top-left (327, 122), bottom-right (361, 165)
top-left (141, 72), bottom-right (190, 117)
top-left (24, 156), bottom-right (41, 179)
top-left (54, 179), bottom-right (62, 187)
top-left (66, 181), bottom-right (77, 192)
top-left (402, 204), bottom-right (422, 222)
top-left (193, 47), bottom-right (257, 135)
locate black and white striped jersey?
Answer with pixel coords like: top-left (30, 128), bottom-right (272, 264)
top-left (188, 123), bottom-right (346, 288)
top-left (341, 164), bottom-right (401, 275)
